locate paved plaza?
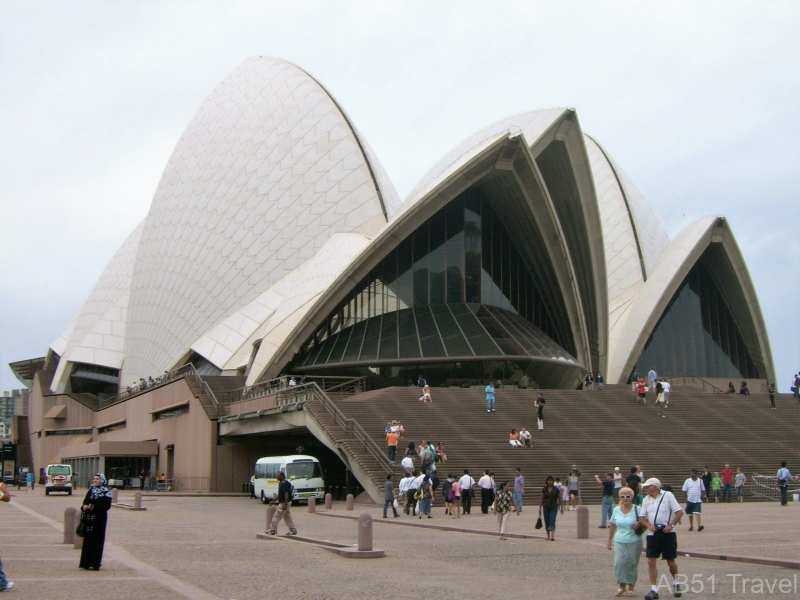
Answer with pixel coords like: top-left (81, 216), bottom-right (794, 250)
top-left (1, 489), bottom-right (798, 599)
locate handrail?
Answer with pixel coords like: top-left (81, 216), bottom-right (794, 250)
top-left (100, 363), bottom-right (206, 408)
top-left (303, 382), bottom-right (393, 480)
top-left (666, 376), bottom-right (724, 394)
top-left (222, 375), bottom-right (365, 405)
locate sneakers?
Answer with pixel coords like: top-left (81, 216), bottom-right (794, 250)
top-left (674, 582), bottom-right (683, 598)
top-left (288, 528), bottom-right (297, 536)
top-left (698, 525), bottom-right (704, 532)
top-left (266, 529), bottom-right (276, 535)
top-left (688, 526), bottom-right (693, 531)
top-left (1, 582), bottom-right (13, 591)
top-left (644, 591), bottom-right (659, 600)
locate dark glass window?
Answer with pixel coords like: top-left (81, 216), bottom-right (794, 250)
top-left (635, 259), bottom-right (761, 379)
top-left (291, 191), bottom-right (576, 370)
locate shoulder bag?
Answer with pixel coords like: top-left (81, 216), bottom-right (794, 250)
top-left (76, 511), bottom-right (87, 537)
top-left (632, 506), bottom-right (646, 536)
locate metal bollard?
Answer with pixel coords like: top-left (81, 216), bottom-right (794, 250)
top-left (576, 505), bottom-right (589, 539)
top-left (308, 497), bottom-right (316, 513)
top-left (111, 488), bottom-right (118, 504)
top-left (357, 512), bottom-right (373, 551)
top-left (325, 492), bottom-right (332, 509)
top-left (266, 504), bottom-right (277, 531)
top-left (134, 491), bottom-right (142, 510)
top-left (346, 493), bottom-right (354, 511)
top-left (64, 507), bottom-right (78, 545)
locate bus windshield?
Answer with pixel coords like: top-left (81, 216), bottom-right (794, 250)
top-left (286, 462), bottom-right (322, 480)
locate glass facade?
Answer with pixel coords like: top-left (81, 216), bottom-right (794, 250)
top-left (290, 193), bottom-right (580, 383)
top-left (69, 363), bottom-right (119, 399)
top-left (634, 258), bottom-right (762, 379)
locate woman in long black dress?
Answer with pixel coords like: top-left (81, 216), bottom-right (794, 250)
top-left (79, 474), bottom-right (112, 570)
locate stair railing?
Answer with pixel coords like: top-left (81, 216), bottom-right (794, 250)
top-left (303, 382), bottom-right (393, 479)
top-left (666, 376), bottom-right (724, 393)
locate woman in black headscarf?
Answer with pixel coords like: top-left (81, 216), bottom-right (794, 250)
top-left (79, 473), bottom-right (112, 570)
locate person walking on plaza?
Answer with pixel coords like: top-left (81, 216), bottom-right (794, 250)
top-left (485, 381), bottom-right (496, 412)
top-left (607, 486), bottom-right (643, 597)
top-left (735, 468), bottom-right (746, 503)
top-left (700, 467), bottom-right (712, 502)
top-left (79, 474), bottom-right (113, 570)
top-left (539, 475), bottom-right (560, 541)
top-left (382, 474), bottom-right (399, 518)
top-left (267, 471), bottom-right (297, 535)
top-left (596, 472), bottom-right (615, 528)
top-left (0, 482), bottom-right (13, 591)
top-left (478, 470), bottom-right (494, 514)
top-left (567, 469), bottom-right (581, 510)
top-left (459, 470), bottom-right (475, 515)
top-left (405, 470), bottom-right (421, 515)
top-left (721, 463), bottom-right (734, 503)
top-left (681, 469), bottom-right (705, 531)
top-left (513, 468), bottom-right (525, 512)
top-left (418, 474), bottom-right (433, 519)
top-left (638, 478), bottom-right (684, 599)
top-left (493, 481), bottom-right (519, 540)
top-left (777, 461), bottom-right (795, 506)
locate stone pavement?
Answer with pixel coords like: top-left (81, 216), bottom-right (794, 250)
top-left (1, 488), bottom-right (798, 599)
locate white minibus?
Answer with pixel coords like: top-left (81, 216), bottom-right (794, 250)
top-left (253, 455), bottom-right (325, 505)
top-left (45, 464), bottom-right (73, 495)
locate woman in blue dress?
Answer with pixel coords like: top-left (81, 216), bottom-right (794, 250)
top-left (606, 486), bottom-right (643, 597)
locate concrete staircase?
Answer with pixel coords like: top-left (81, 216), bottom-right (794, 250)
top-left (328, 384), bottom-right (799, 504)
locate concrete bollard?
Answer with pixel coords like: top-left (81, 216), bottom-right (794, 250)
top-left (325, 493), bottom-right (333, 509)
top-left (346, 493), bottom-right (354, 511)
top-left (111, 488), bottom-right (118, 504)
top-left (266, 504), bottom-right (276, 531)
top-left (134, 492), bottom-right (142, 510)
top-left (576, 505), bottom-right (589, 539)
top-left (357, 512), bottom-right (373, 551)
top-left (64, 507), bottom-right (78, 545)
top-left (308, 497), bottom-right (316, 513)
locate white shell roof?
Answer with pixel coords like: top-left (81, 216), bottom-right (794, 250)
top-left (50, 221), bottom-right (144, 391)
top-left (121, 57), bottom-right (396, 383)
top-left (403, 108), bottom-right (568, 211)
top-left (605, 216), bottom-right (717, 382)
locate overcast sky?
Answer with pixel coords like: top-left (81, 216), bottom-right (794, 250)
top-left (1, 1), bottom-right (798, 392)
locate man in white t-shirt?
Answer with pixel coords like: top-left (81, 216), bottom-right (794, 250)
top-left (519, 427), bottom-right (532, 447)
top-left (638, 478), bottom-right (684, 599)
top-left (458, 470), bottom-right (475, 515)
top-left (400, 455), bottom-right (414, 477)
top-left (613, 467), bottom-right (623, 498)
top-left (681, 469), bottom-right (705, 532)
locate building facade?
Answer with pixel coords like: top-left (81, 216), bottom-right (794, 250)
top-left (12, 58), bottom-right (775, 488)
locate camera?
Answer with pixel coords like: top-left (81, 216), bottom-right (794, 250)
top-left (656, 524), bottom-right (668, 531)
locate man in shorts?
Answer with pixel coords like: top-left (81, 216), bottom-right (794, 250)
top-left (638, 478), bottom-right (684, 599)
top-left (681, 469), bottom-right (705, 531)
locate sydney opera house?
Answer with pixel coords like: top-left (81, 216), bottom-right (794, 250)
top-left (12, 58), bottom-right (774, 492)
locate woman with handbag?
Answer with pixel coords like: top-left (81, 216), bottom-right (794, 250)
top-left (79, 474), bottom-right (112, 570)
top-left (539, 475), bottom-right (560, 541)
top-left (493, 481), bottom-right (519, 540)
top-left (607, 486), bottom-right (644, 597)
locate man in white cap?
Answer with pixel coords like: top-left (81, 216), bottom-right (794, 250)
top-left (637, 477), bottom-right (684, 599)
top-left (613, 467), bottom-right (623, 498)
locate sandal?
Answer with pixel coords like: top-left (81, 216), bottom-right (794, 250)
top-left (615, 588), bottom-right (624, 597)
top-left (626, 592), bottom-right (635, 597)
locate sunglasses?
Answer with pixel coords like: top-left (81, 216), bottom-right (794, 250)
top-left (618, 495), bottom-right (633, 499)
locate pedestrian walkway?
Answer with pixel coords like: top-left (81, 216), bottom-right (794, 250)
top-left (1, 490), bottom-right (797, 599)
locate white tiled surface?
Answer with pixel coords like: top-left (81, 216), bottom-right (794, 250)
top-left (606, 217), bottom-right (716, 382)
top-left (599, 144), bottom-right (670, 276)
top-left (50, 222), bottom-right (144, 392)
top-left (189, 232), bottom-right (369, 376)
top-left (121, 57), bottom-right (391, 383)
top-left (403, 108), bottom-right (567, 212)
